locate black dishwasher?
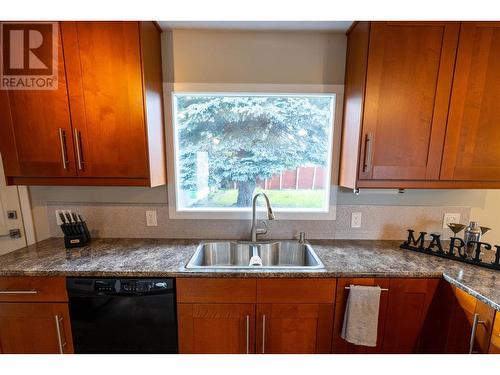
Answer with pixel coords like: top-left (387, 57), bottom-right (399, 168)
top-left (67, 278), bottom-right (178, 354)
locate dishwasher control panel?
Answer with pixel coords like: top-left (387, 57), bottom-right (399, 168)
top-left (88, 279), bottom-right (174, 294)
top-left (119, 280), bottom-right (172, 293)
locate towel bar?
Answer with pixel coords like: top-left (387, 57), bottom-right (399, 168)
top-left (345, 286), bottom-right (389, 291)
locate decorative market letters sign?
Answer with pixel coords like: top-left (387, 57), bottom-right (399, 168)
top-left (400, 229), bottom-right (500, 271)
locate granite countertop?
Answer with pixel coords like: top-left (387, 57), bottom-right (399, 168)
top-left (0, 237), bottom-right (498, 311)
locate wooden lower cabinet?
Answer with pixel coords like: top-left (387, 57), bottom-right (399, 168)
top-left (176, 278), bottom-right (335, 354)
top-left (489, 312), bottom-right (500, 354)
top-left (332, 278), bottom-right (390, 353)
top-left (332, 278), bottom-right (438, 354)
top-left (382, 278), bottom-right (439, 353)
top-left (257, 303), bottom-right (333, 354)
top-left (177, 303), bottom-right (255, 354)
top-left (0, 302), bottom-right (73, 354)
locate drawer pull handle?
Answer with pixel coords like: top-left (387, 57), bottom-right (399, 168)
top-left (54, 315), bottom-right (67, 354)
top-left (58, 128), bottom-right (69, 170)
top-left (0, 289), bottom-right (38, 295)
top-left (74, 128), bottom-right (84, 171)
top-left (362, 132), bottom-right (374, 173)
top-left (262, 314), bottom-right (266, 354)
top-left (245, 315), bottom-right (250, 354)
top-left (469, 313), bottom-right (486, 354)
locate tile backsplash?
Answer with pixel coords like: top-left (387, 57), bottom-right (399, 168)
top-left (45, 202), bottom-right (470, 240)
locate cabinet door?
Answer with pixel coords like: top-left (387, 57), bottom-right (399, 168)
top-left (0, 24), bottom-right (76, 178)
top-left (472, 299), bottom-right (495, 354)
top-left (382, 278), bottom-right (438, 353)
top-left (359, 22), bottom-right (459, 181)
top-left (256, 304), bottom-right (333, 354)
top-left (332, 278), bottom-right (390, 353)
top-left (490, 312), bottom-right (500, 354)
top-left (60, 22), bottom-right (149, 179)
top-left (0, 303), bottom-right (73, 354)
top-left (441, 22), bottom-right (500, 181)
top-left (177, 303), bottom-right (255, 354)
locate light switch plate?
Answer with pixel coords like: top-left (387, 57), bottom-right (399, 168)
top-left (146, 210), bottom-right (158, 227)
top-left (443, 213), bottom-right (461, 229)
top-left (351, 212), bottom-right (362, 228)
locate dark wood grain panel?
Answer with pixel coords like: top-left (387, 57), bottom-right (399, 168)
top-left (0, 302), bottom-right (73, 354)
top-left (61, 21), bottom-right (149, 179)
top-left (257, 278), bottom-right (336, 304)
top-left (0, 23), bottom-right (76, 178)
top-left (176, 278), bottom-right (256, 303)
top-left (382, 278), bottom-right (439, 353)
top-left (177, 303), bottom-right (255, 354)
top-left (332, 278), bottom-right (390, 353)
top-left (441, 22), bottom-right (500, 181)
top-left (0, 277), bottom-right (67, 303)
top-left (256, 303), bottom-right (333, 354)
top-left (360, 22), bottom-right (459, 181)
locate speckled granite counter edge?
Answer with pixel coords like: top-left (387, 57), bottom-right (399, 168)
top-left (0, 268), bottom-right (496, 310)
top-left (442, 273), bottom-right (500, 311)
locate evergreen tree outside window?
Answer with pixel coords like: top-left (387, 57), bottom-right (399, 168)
top-left (172, 93), bottom-right (335, 213)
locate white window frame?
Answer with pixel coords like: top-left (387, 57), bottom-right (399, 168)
top-left (164, 83), bottom-right (343, 220)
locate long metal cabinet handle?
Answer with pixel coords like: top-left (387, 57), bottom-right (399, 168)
top-left (58, 128), bottom-right (69, 170)
top-left (469, 313), bottom-right (486, 354)
top-left (246, 315), bottom-right (250, 354)
top-left (262, 314), bottom-right (266, 354)
top-left (54, 315), bottom-right (67, 354)
top-left (0, 289), bottom-right (38, 295)
top-left (74, 128), bottom-right (84, 170)
top-left (362, 132), bottom-right (373, 173)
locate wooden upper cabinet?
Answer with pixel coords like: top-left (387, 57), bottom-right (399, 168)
top-left (360, 22), bottom-right (459, 182)
top-left (61, 22), bottom-right (147, 180)
top-left (441, 22), bottom-right (500, 181)
top-left (1, 21), bottom-right (166, 186)
top-left (340, 21), bottom-right (500, 189)
top-left (340, 22), bottom-right (460, 188)
top-left (0, 24), bottom-right (76, 178)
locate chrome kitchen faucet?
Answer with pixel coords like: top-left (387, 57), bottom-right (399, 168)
top-left (250, 192), bottom-right (275, 242)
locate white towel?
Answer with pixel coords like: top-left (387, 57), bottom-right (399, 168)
top-left (341, 285), bottom-right (382, 347)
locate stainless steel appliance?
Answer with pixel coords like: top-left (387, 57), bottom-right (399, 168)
top-left (67, 278), bottom-right (177, 354)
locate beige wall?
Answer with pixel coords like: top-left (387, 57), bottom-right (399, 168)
top-left (162, 29), bottom-right (347, 84)
top-left (471, 190), bottom-right (500, 244)
top-left (25, 28), bottom-right (500, 243)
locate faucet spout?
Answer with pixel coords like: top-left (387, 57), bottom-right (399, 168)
top-left (250, 192), bottom-right (275, 242)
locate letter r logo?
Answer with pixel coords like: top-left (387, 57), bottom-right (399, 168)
top-left (1, 23), bottom-right (54, 75)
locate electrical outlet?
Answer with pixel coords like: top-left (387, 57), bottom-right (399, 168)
top-left (351, 212), bottom-right (362, 228)
top-left (146, 210), bottom-right (158, 227)
top-left (443, 213), bottom-right (461, 229)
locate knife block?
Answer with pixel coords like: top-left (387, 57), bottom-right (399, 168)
top-left (61, 221), bottom-right (91, 249)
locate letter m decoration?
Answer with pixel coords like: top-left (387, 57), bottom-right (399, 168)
top-left (403, 230), bottom-right (427, 249)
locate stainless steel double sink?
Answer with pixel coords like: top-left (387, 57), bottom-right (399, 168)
top-left (185, 240), bottom-right (324, 270)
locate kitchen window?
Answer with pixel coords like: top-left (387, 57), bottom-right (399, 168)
top-left (167, 85), bottom-right (341, 220)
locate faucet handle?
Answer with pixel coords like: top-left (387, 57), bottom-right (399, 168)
top-left (294, 232), bottom-right (306, 243)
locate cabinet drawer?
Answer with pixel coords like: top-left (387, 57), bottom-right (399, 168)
top-left (257, 279), bottom-right (336, 304)
top-left (176, 278), bottom-right (256, 303)
top-left (0, 277), bottom-right (67, 302)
